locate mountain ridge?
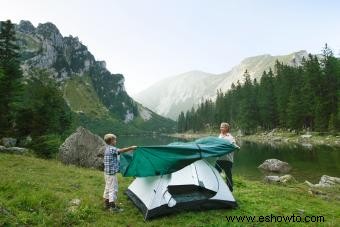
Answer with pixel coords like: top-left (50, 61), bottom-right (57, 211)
top-left (133, 50), bottom-right (309, 120)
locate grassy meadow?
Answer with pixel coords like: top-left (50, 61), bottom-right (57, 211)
top-left (0, 153), bottom-right (339, 226)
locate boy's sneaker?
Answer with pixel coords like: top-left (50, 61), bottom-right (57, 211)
top-left (108, 202), bottom-right (124, 212)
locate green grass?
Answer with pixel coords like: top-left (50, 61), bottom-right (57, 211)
top-left (63, 75), bottom-right (110, 118)
top-left (0, 153), bottom-right (339, 226)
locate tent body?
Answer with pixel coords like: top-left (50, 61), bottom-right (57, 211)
top-left (126, 159), bottom-right (237, 220)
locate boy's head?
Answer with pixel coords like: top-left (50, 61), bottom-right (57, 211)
top-left (104, 133), bottom-right (117, 145)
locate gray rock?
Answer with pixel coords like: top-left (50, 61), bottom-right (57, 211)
top-left (305, 175), bottom-right (340, 187)
top-left (0, 146), bottom-right (28, 153)
top-left (1, 137), bottom-right (17, 147)
top-left (70, 198), bottom-right (81, 206)
top-left (258, 159), bottom-right (292, 173)
top-left (58, 127), bottom-right (105, 169)
top-left (301, 134), bottom-right (312, 139)
top-left (264, 175), bottom-right (280, 183)
top-left (264, 174), bottom-right (295, 184)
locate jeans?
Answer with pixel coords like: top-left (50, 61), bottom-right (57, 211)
top-left (215, 160), bottom-right (233, 192)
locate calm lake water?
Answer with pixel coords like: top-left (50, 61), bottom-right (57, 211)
top-left (118, 135), bottom-right (340, 183)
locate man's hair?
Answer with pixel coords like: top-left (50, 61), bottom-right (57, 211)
top-left (104, 133), bottom-right (117, 144)
top-left (220, 122), bottom-right (230, 129)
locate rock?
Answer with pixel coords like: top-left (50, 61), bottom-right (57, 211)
top-left (70, 198), bottom-right (81, 206)
top-left (264, 176), bottom-right (280, 183)
top-left (264, 174), bottom-right (295, 184)
top-left (258, 159), bottom-right (292, 173)
top-left (58, 127), bottom-right (105, 169)
top-left (0, 146), bottom-right (28, 154)
top-left (305, 175), bottom-right (340, 187)
top-left (1, 137), bottom-right (17, 147)
top-left (319, 175), bottom-right (340, 187)
top-left (301, 134), bottom-right (312, 139)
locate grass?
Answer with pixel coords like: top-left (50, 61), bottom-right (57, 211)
top-left (0, 153), bottom-right (339, 226)
top-left (63, 75), bottom-right (110, 118)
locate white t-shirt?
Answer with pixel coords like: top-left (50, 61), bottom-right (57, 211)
top-left (218, 133), bottom-right (235, 162)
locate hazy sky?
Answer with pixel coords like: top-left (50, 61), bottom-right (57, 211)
top-left (1, 0), bottom-right (340, 94)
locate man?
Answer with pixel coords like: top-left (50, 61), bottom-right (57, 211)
top-left (216, 122), bottom-right (237, 192)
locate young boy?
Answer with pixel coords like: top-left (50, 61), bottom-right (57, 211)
top-left (103, 133), bottom-right (137, 212)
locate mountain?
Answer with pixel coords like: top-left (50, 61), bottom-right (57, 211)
top-left (12, 20), bottom-right (175, 134)
top-left (133, 51), bottom-right (309, 120)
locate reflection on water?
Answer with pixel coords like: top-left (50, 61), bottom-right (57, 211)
top-left (118, 135), bottom-right (340, 182)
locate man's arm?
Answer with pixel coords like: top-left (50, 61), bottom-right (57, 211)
top-left (118, 146), bottom-right (137, 153)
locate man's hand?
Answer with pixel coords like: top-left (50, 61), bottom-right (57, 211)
top-left (130, 145), bottom-right (137, 150)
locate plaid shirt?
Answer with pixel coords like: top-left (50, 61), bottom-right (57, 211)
top-left (104, 145), bottom-right (120, 175)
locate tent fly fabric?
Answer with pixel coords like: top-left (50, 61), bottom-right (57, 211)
top-left (126, 159), bottom-right (237, 220)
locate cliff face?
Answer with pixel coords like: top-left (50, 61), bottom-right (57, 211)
top-left (16, 20), bottom-right (137, 121)
top-left (9, 20), bottom-right (174, 133)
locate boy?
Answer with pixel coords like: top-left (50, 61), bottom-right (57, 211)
top-left (103, 133), bottom-right (137, 212)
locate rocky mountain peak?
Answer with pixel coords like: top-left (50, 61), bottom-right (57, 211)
top-left (18, 20), bottom-right (35, 33)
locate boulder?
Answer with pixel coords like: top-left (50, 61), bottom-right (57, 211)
top-left (258, 159), bottom-right (291, 173)
top-left (305, 175), bottom-right (340, 188)
top-left (1, 137), bottom-right (17, 147)
top-left (264, 174), bottom-right (296, 184)
top-left (58, 127), bottom-right (106, 169)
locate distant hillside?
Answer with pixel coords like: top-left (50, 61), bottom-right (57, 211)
top-left (11, 20), bottom-right (175, 134)
top-left (134, 51), bottom-right (309, 120)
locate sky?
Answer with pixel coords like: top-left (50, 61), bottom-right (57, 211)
top-left (1, 0), bottom-right (340, 95)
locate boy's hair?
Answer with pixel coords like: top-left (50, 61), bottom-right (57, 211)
top-left (104, 133), bottom-right (117, 145)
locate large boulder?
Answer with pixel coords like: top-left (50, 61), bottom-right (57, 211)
top-left (1, 137), bottom-right (17, 147)
top-left (258, 159), bottom-right (291, 173)
top-left (58, 127), bottom-right (106, 169)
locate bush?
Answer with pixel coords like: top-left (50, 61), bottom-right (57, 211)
top-left (30, 135), bottom-right (63, 159)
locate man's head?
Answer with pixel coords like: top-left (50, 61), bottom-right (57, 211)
top-left (220, 122), bottom-right (230, 134)
top-left (104, 133), bottom-right (117, 145)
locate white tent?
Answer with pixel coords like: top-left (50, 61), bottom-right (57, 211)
top-left (126, 159), bottom-right (237, 220)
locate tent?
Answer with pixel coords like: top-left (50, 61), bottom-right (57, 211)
top-left (126, 159), bottom-right (237, 220)
top-left (120, 136), bottom-right (239, 177)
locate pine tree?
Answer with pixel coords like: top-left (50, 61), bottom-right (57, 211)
top-left (238, 70), bottom-right (257, 134)
top-left (16, 69), bottom-right (72, 136)
top-left (258, 69), bottom-right (278, 129)
top-left (0, 20), bottom-right (23, 135)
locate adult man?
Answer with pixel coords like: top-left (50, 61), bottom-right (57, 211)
top-left (216, 122), bottom-right (237, 192)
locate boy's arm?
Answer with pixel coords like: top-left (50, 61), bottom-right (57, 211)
top-left (118, 146), bottom-right (137, 153)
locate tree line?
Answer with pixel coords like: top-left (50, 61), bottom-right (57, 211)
top-left (178, 45), bottom-right (340, 134)
top-left (0, 20), bottom-right (73, 157)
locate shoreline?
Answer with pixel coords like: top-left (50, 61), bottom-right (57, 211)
top-left (169, 130), bottom-right (340, 147)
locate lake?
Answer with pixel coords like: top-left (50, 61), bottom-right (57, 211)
top-left (117, 134), bottom-right (340, 183)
